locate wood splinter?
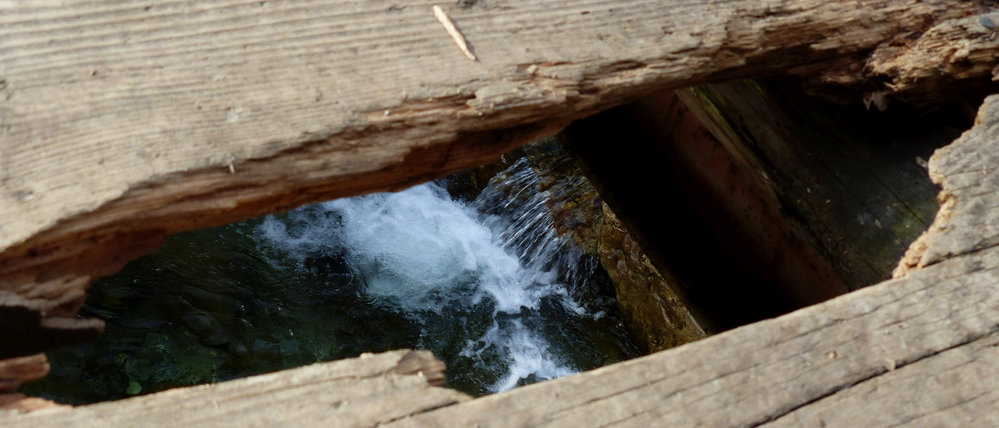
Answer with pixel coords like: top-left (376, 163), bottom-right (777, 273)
top-left (433, 5), bottom-right (477, 61)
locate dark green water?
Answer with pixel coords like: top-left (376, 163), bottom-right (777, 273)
top-left (24, 163), bottom-right (639, 404)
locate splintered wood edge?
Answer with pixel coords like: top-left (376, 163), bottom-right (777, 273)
top-left (0, 395), bottom-right (65, 413)
top-left (2, 0), bottom-right (998, 424)
top-left (0, 0), bottom-right (985, 346)
top-left (763, 96), bottom-right (999, 422)
top-left (0, 350), bottom-right (468, 426)
top-left (8, 96), bottom-right (998, 427)
top-left (0, 355), bottom-right (49, 393)
top-left (379, 95), bottom-right (999, 426)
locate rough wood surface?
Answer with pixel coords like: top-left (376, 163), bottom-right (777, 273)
top-left (792, 10), bottom-right (999, 104)
top-left (381, 94), bottom-right (999, 427)
top-left (7, 95), bottom-right (999, 427)
top-left (0, 350), bottom-right (468, 426)
top-left (895, 94), bottom-right (999, 276)
top-left (565, 90), bottom-right (851, 332)
top-left (866, 12), bottom-right (999, 94)
top-left (8, 95), bottom-right (999, 427)
top-left (677, 80), bottom-right (958, 291)
top-left (0, 354), bottom-right (48, 392)
top-left (0, 394), bottom-right (64, 413)
top-left (0, 0), bottom-right (986, 357)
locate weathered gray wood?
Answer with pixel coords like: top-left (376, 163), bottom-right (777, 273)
top-left (0, 350), bottom-right (468, 426)
top-left (770, 112), bottom-right (999, 422)
top-left (3, 0), bottom-right (999, 424)
top-left (0, 0), bottom-right (986, 356)
top-left (381, 94), bottom-right (999, 426)
top-left (816, 11), bottom-right (999, 98)
top-left (7, 95), bottom-right (999, 427)
top-left (385, 254), bottom-right (999, 426)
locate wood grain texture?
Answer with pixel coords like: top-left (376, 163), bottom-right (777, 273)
top-left (0, 350), bottom-right (468, 426)
top-left (761, 98), bottom-right (999, 426)
top-left (791, 9), bottom-right (999, 103)
top-left (6, 96), bottom-right (999, 428)
top-left (763, 331), bottom-right (999, 427)
top-left (677, 80), bottom-right (952, 291)
top-left (866, 12), bottom-right (999, 93)
top-left (3, 0), bottom-right (999, 423)
top-left (0, 394), bottom-right (64, 413)
top-left (896, 93), bottom-right (999, 276)
top-left (386, 254), bottom-right (999, 426)
top-left (0, 354), bottom-right (48, 392)
top-left (0, 0), bottom-right (985, 356)
top-left (382, 95), bottom-right (999, 426)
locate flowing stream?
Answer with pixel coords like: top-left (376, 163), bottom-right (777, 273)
top-left (25, 158), bottom-right (638, 403)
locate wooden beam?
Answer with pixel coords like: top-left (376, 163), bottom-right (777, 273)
top-left (0, 350), bottom-right (468, 425)
top-left (796, 11), bottom-right (999, 100)
top-left (384, 94), bottom-right (999, 426)
top-left (0, 0), bottom-right (986, 355)
top-left (0, 355), bottom-right (49, 393)
top-left (7, 93), bottom-right (999, 427)
top-left (390, 252), bottom-right (999, 426)
top-left (0, 394), bottom-right (64, 413)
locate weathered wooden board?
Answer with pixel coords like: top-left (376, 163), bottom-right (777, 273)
top-left (675, 80), bottom-right (955, 291)
top-left (0, 350), bottom-right (468, 427)
top-left (7, 94), bottom-right (999, 428)
top-left (386, 254), bottom-right (999, 426)
top-left (896, 100), bottom-right (999, 276)
top-left (381, 94), bottom-right (999, 426)
top-left (0, 0), bottom-right (988, 357)
top-left (564, 90), bottom-right (852, 332)
top-left (4, 0), bottom-right (999, 424)
top-left (0, 354), bottom-right (48, 393)
top-left (799, 10), bottom-right (999, 100)
top-left (762, 331), bottom-right (999, 427)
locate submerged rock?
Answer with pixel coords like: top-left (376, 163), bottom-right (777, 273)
top-left (467, 138), bottom-right (707, 353)
top-left (596, 205), bottom-right (706, 351)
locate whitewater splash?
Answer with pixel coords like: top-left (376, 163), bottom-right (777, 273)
top-left (257, 159), bottom-right (601, 393)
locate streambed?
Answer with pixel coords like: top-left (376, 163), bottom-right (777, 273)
top-left (25, 159), bottom-right (639, 404)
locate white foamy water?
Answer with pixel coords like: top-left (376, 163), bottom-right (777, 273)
top-left (257, 160), bottom-right (598, 393)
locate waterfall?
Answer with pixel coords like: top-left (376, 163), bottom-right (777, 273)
top-left (25, 151), bottom-right (636, 405)
top-left (257, 158), bottom-right (602, 393)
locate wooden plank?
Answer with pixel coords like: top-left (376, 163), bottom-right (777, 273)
top-left (895, 97), bottom-right (999, 275)
top-left (0, 394), bottom-right (64, 413)
top-left (385, 252), bottom-right (999, 426)
top-left (817, 11), bottom-right (999, 98)
top-left (762, 333), bottom-right (999, 427)
top-left (0, 350), bottom-right (469, 426)
top-left (0, 354), bottom-right (48, 392)
top-left (6, 94), bottom-right (999, 427)
top-left (380, 94), bottom-right (999, 426)
top-left (675, 80), bottom-right (953, 291)
top-left (0, 0), bottom-right (986, 356)
top-left (2, 0), bottom-right (999, 422)
top-left (563, 89), bottom-right (853, 332)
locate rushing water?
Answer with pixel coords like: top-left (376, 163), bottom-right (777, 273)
top-left (24, 157), bottom-right (638, 403)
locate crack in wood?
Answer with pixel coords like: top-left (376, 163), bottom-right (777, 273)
top-left (753, 323), bottom-right (999, 426)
